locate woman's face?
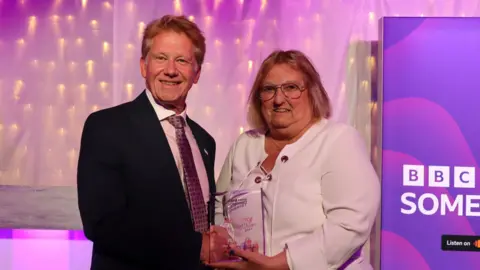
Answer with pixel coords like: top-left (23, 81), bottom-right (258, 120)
top-left (260, 64), bottom-right (313, 133)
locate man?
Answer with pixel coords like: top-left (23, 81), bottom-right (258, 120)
top-left (77, 15), bottom-right (227, 269)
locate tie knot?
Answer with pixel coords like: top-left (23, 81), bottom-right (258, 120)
top-left (167, 115), bottom-right (185, 129)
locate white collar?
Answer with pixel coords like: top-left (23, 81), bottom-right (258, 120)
top-left (145, 89), bottom-right (188, 122)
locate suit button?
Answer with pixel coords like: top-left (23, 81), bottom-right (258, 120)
top-left (254, 177), bottom-right (262, 183)
top-left (281, 155), bottom-right (288, 163)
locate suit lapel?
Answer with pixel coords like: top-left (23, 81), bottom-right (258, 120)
top-left (126, 92), bottom-right (215, 225)
top-left (126, 91), bottom-right (187, 202)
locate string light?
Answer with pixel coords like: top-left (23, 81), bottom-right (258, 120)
top-left (10, 123), bottom-right (18, 131)
top-left (173, 0), bottom-right (182, 14)
top-left (367, 56), bottom-right (376, 69)
top-left (50, 14), bottom-right (60, 23)
top-left (27, 16), bottom-right (37, 36)
top-left (260, 0), bottom-right (267, 11)
top-left (361, 80), bottom-right (369, 90)
top-left (86, 60), bottom-right (94, 76)
top-left (126, 83), bottom-right (134, 100)
top-left (103, 1), bottom-right (112, 10)
top-left (368, 12), bottom-right (375, 23)
top-left (79, 84), bottom-right (87, 102)
top-left (0, 0), bottom-right (380, 197)
top-left (103, 41), bottom-right (110, 55)
top-left (58, 38), bottom-right (65, 59)
top-left (13, 80), bottom-right (24, 100)
top-left (138, 22), bottom-right (146, 38)
top-left (90, 20), bottom-right (98, 29)
top-left (68, 149), bottom-right (77, 169)
top-left (57, 84), bottom-right (65, 96)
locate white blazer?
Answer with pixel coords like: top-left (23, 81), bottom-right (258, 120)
top-left (215, 119), bottom-right (380, 270)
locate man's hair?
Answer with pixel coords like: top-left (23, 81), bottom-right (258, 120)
top-left (141, 15), bottom-right (206, 66)
top-left (247, 50), bottom-right (332, 129)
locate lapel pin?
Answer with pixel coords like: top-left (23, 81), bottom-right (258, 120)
top-left (204, 149), bottom-right (209, 155)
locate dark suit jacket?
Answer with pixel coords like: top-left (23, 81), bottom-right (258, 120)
top-left (77, 91), bottom-right (217, 270)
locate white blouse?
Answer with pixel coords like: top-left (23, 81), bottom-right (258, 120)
top-left (215, 119), bottom-right (380, 270)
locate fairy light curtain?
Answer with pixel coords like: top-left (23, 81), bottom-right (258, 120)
top-left (0, 0), bottom-right (479, 230)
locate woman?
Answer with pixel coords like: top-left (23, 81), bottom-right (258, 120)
top-left (210, 50), bottom-right (380, 270)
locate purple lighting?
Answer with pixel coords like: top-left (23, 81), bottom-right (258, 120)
top-left (0, 229), bottom-right (87, 241)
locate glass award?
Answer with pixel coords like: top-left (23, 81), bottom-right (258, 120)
top-left (219, 188), bottom-right (266, 261)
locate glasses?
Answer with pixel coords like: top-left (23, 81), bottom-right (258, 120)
top-left (259, 83), bottom-right (306, 101)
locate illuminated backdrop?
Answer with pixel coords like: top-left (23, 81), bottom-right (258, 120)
top-left (0, 0), bottom-right (388, 230)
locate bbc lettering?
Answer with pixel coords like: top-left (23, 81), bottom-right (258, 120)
top-left (401, 165), bottom-right (479, 217)
top-left (403, 165), bottom-right (475, 188)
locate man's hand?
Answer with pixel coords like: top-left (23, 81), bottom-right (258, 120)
top-left (200, 230), bottom-right (229, 263)
top-left (210, 225), bottom-right (231, 242)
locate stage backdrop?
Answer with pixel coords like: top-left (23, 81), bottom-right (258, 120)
top-left (379, 17), bottom-right (480, 270)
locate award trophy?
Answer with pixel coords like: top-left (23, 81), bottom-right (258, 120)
top-left (218, 188), bottom-right (266, 261)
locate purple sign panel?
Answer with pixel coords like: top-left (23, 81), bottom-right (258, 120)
top-left (379, 17), bottom-right (480, 270)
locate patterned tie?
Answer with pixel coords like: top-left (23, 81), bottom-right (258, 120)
top-left (167, 115), bottom-right (209, 233)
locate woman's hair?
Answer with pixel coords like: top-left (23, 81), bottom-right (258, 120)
top-left (247, 50), bottom-right (332, 129)
top-left (141, 15), bottom-right (206, 66)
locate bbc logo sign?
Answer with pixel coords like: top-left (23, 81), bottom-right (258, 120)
top-left (403, 165), bottom-right (476, 188)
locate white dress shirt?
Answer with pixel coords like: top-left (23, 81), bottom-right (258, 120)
top-left (215, 119), bottom-right (380, 270)
top-left (146, 90), bottom-right (210, 204)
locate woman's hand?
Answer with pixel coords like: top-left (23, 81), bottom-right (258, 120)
top-left (208, 246), bottom-right (290, 270)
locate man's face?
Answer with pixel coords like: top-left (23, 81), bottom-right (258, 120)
top-left (140, 31), bottom-right (200, 112)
